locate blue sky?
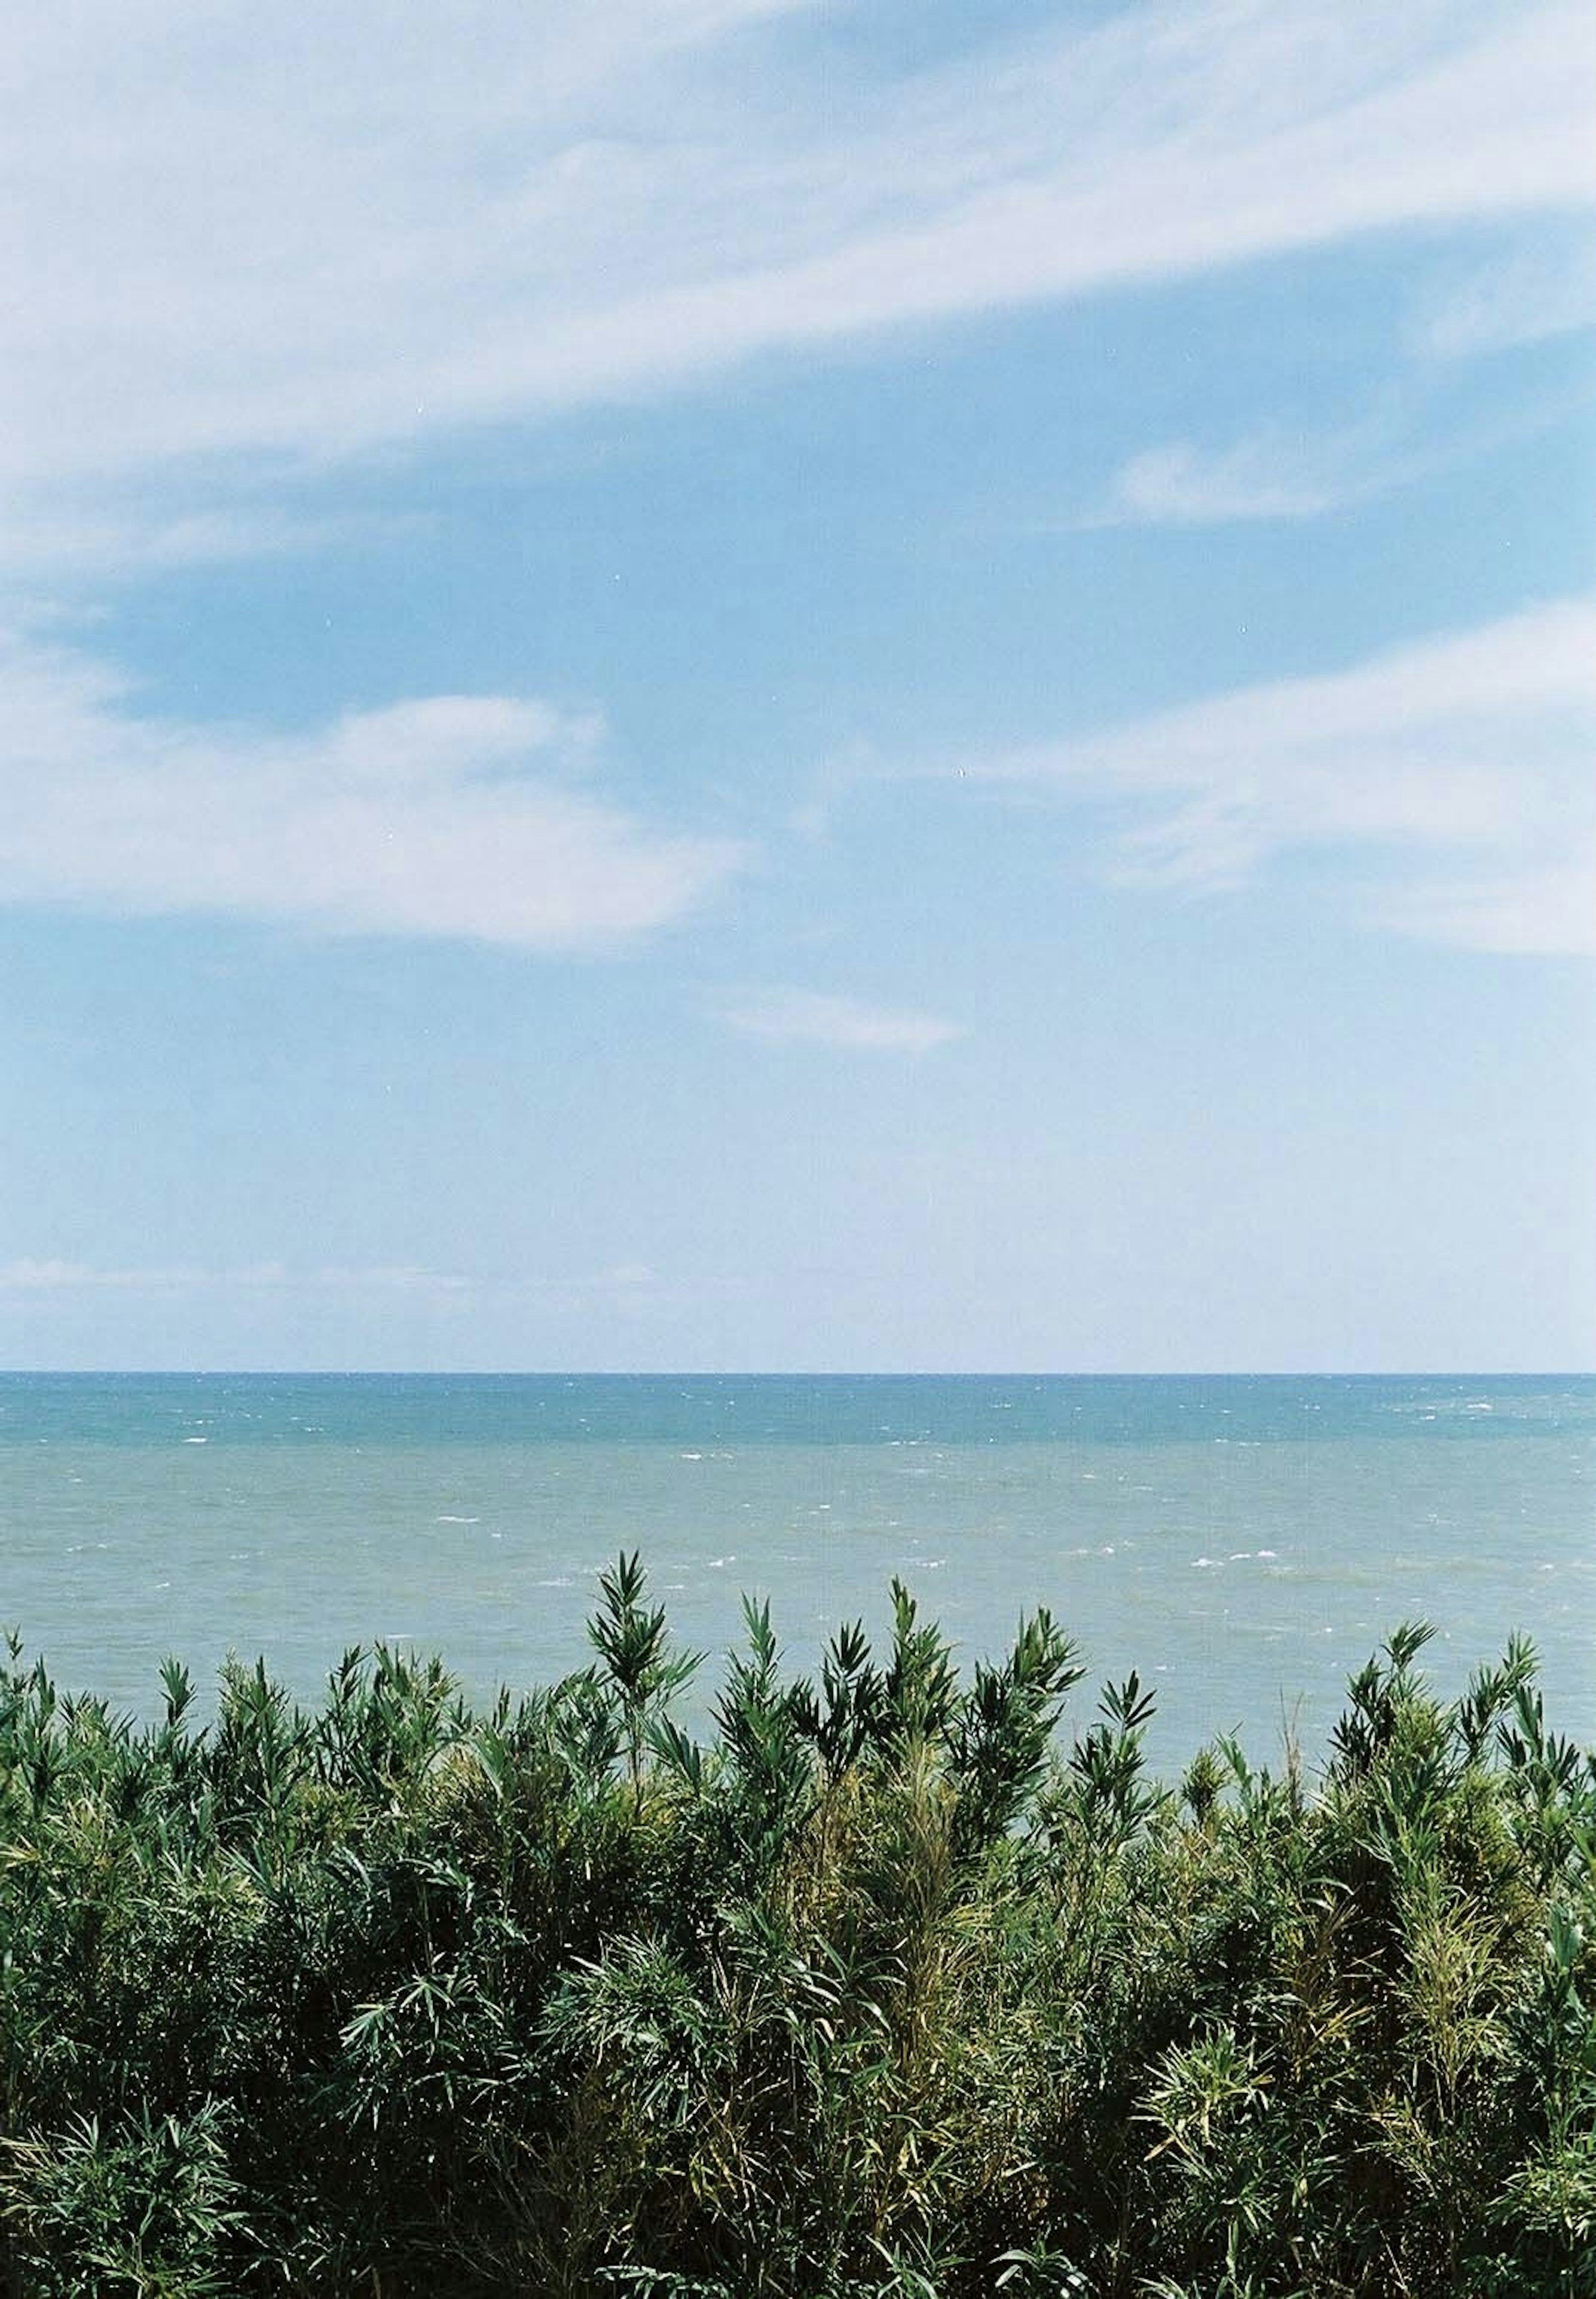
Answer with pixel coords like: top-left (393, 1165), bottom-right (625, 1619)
top-left (2, 0), bottom-right (1594, 1371)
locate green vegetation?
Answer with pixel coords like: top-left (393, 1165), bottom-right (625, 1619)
top-left (2, 1557), bottom-right (1593, 2297)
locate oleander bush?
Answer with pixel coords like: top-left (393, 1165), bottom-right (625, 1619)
top-left (1, 1557), bottom-right (1592, 2297)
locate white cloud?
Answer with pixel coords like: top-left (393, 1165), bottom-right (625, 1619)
top-left (1367, 862), bottom-right (1596, 958)
top-left (1, 1), bottom-right (1591, 567)
top-left (722, 988), bottom-right (963, 1053)
top-left (961, 596), bottom-right (1596, 956)
top-left (1084, 379), bottom-right (1592, 529)
top-left (1416, 238), bottom-right (1596, 359)
top-left (0, 502), bottom-right (402, 584)
top-left (0, 1260), bottom-right (184, 1292)
top-left (0, 1254), bottom-right (671, 1294)
top-left (0, 1259), bottom-right (473, 1294)
top-left (0, 632), bottom-right (746, 950)
top-left (1090, 433), bottom-right (1380, 527)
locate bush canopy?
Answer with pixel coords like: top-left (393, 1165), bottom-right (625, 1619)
top-left (2, 1557), bottom-right (1592, 2296)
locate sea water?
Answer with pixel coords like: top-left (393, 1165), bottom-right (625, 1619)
top-left (2, 1373), bottom-right (1591, 1771)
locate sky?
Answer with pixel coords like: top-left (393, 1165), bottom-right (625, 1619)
top-left (2, 0), bottom-right (1594, 1373)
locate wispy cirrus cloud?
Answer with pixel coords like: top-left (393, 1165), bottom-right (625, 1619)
top-left (0, 1257), bottom-right (662, 1304)
top-left (0, 1259), bottom-right (472, 1295)
top-left (0, 1259), bottom-right (677, 1358)
top-left (958, 596), bottom-right (1596, 956)
top-left (722, 988), bottom-right (963, 1054)
top-left (1086, 430), bottom-right (1389, 527)
top-left (1083, 375), bottom-right (1592, 530)
top-left (0, 501), bottom-right (405, 584)
top-left (1415, 236), bottom-right (1596, 359)
top-left (2, 2), bottom-right (1591, 572)
top-left (0, 631), bottom-right (746, 950)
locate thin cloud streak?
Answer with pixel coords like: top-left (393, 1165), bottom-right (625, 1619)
top-left (0, 633), bottom-right (748, 951)
top-left (1080, 381), bottom-right (1591, 528)
top-left (1414, 237), bottom-right (1596, 359)
top-left (959, 596), bottom-right (1596, 956)
top-left (1087, 433), bottom-right (1380, 527)
top-left (0, 502), bottom-right (404, 583)
top-left (722, 989), bottom-right (964, 1054)
top-left (0, 1259), bottom-right (472, 1295)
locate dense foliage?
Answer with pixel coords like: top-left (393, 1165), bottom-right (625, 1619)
top-left (1, 1557), bottom-right (1593, 2297)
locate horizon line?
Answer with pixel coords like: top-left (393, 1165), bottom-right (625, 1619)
top-left (4, 1368), bottom-right (1591, 1383)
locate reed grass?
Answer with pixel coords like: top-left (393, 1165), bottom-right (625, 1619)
top-left (1, 1563), bottom-right (1591, 2296)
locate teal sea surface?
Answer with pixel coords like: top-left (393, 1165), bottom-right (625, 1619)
top-left (2, 1373), bottom-right (1591, 1767)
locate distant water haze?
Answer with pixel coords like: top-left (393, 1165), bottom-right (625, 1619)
top-left (2, 1373), bottom-right (1591, 1771)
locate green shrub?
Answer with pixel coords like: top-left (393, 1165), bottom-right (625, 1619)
top-left (1, 1571), bottom-right (1591, 2297)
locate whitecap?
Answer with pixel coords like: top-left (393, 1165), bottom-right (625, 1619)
top-left (435, 1515), bottom-right (480, 1524)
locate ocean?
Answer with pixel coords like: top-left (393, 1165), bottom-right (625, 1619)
top-left (2, 1372), bottom-right (1591, 1769)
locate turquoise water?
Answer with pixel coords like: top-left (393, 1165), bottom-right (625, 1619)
top-left (2, 1373), bottom-right (1591, 1769)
